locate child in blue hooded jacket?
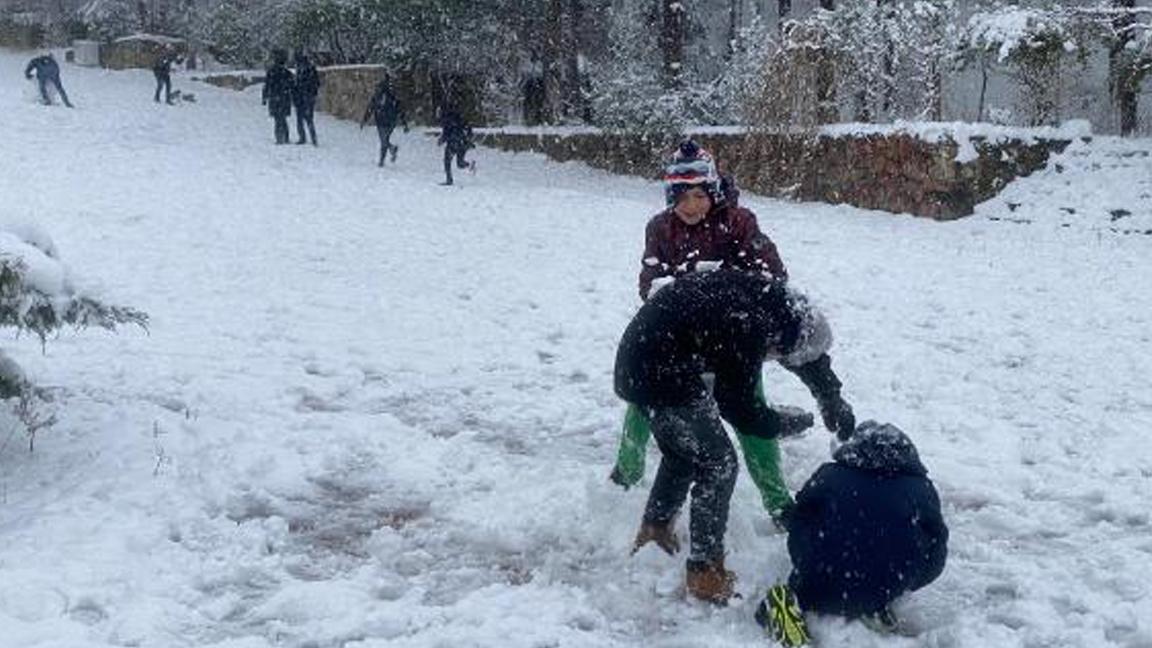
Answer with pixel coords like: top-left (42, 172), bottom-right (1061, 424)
top-left (762, 421), bottom-right (948, 644)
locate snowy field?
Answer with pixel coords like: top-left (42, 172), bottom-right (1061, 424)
top-left (1, 49), bottom-right (1151, 648)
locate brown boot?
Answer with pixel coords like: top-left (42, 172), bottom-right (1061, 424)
top-left (632, 519), bottom-right (680, 556)
top-left (686, 558), bottom-right (736, 605)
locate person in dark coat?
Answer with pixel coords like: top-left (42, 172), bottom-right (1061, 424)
top-left (261, 49), bottom-right (295, 145)
top-left (437, 106), bottom-right (475, 185)
top-left (617, 269), bottom-right (855, 605)
top-left (292, 51), bottom-right (321, 146)
top-left (24, 54), bottom-right (72, 108)
top-left (361, 77), bottom-right (408, 165)
top-left (611, 141), bottom-right (802, 527)
top-left (782, 421), bottom-right (948, 631)
top-left (152, 48), bottom-right (178, 104)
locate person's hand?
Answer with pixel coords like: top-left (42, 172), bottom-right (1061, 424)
top-left (403, 125), bottom-right (410, 134)
top-left (770, 502), bottom-right (796, 533)
top-left (775, 406), bottom-right (814, 439)
top-left (820, 397), bottom-right (856, 441)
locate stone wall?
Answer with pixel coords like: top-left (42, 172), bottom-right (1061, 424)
top-left (317, 65), bottom-right (485, 126)
top-left (193, 64), bottom-right (1072, 218)
top-left (101, 39), bottom-right (188, 70)
top-left (473, 130), bottom-right (1074, 219)
top-left (314, 65), bottom-right (384, 124)
top-left (196, 71), bottom-right (263, 91)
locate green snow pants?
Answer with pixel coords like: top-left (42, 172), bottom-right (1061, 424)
top-left (611, 378), bottom-right (794, 516)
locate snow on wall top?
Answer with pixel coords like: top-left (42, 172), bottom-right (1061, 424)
top-left (112, 33), bottom-right (186, 45)
top-left (476, 121), bottom-right (1092, 163)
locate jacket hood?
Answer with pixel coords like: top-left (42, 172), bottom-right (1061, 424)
top-left (833, 421), bottom-right (927, 476)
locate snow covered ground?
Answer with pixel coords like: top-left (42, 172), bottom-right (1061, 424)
top-left (1, 49), bottom-right (1150, 648)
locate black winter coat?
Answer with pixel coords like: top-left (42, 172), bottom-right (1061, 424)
top-left (787, 422), bottom-right (948, 617)
top-left (153, 54), bottom-right (175, 78)
top-left (25, 55), bottom-right (60, 80)
top-left (364, 85), bottom-right (406, 129)
top-left (439, 110), bottom-right (472, 149)
top-left (614, 269), bottom-right (805, 438)
top-left (294, 62), bottom-right (320, 104)
top-left (262, 64), bottom-right (295, 117)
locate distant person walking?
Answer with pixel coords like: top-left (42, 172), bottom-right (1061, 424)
top-left (262, 49), bottom-right (295, 145)
top-left (24, 53), bottom-right (72, 108)
top-left (292, 51), bottom-right (320, 146)
top-left (361, 77), bottom-right (408, 166)
top-left (152, 48), bottom-right (179, 104)
top-left (438, 106), bottom-right (475, 186)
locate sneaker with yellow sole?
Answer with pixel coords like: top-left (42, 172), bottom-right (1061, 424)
top-left (755, 584), bottom-right (811, 647)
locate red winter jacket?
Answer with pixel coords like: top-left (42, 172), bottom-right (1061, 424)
top-left (638, 204), bottom-right (788, 300)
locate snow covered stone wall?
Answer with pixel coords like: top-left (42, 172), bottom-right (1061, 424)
top-left (475, 127), bottom-right (1081, 219)
top-left (313, 64), bottom-right (385, 124)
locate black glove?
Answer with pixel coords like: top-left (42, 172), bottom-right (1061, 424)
top-left (771, 501), bottom-right (796, 533)
top-left (774, 405), bottom-right (814, 439)
top-left (820, 396), bottom-right (856, 441)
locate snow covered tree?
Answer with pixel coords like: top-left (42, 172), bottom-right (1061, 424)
top-left (745, 17), bottom-right (831, 129)
top-left (0, 226), bottom-right (146, 449)
top-left (588, 1), bottom-right (667, 130)
top-left (753, 0), bottom-right (960, 127)
top-left (589, 0), bottom-right (743, 131)
top-left (203, 0), bottom-right (292, 67)
top-left (964, 4), bottom-right (1087, 127)
top-left (1078, 0), bottom-right (1152, 134)
top-left (80, 0), bottom-right (145, 40)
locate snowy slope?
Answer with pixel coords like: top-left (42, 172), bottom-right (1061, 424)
top-left (1, 49), bottom-right (1150, 648)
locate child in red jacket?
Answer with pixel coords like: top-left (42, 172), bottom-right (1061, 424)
top-left (612, 141), bottom-right (848, 525)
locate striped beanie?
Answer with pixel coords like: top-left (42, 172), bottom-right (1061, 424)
top-left (664, 140), bottom-right (722, 206)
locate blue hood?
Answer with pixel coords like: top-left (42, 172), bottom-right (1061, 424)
top-left (833, 421), bottom-right (927, 477)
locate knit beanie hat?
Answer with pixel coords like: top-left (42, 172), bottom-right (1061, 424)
top-left (664, 140), bottom-right (721, 207)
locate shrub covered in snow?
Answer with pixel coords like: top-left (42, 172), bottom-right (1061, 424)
top-left (747, 0), bottom-right (965, 130)
top-left (963, 5), bottom-right (1090, 127)
top-left (0, 225), bottom-right (146, 447)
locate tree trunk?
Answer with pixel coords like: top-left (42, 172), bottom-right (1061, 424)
top-left (977, 61), bottom-right (989, 122)
top-left (660, 0), bottom-right (686, 89)
top-left (727, 0), bottom-right (739, 60)
top-left (1109, 0), bottom-right (1139, 135)
top-left (779, 0), bottom-right (792, 22)
top-left (540, 0), bottom-right (565, 123)
top-left (815, 0), bottom-right (836, 123)
top-left (561, 0), bottom-right (587, 121)
top-left (877, 0), bottom-right (895, 118)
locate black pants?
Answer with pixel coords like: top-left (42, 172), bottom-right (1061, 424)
top-left (38, 75), bottom-right (72, 107)
top-left (376, 125), bottom-right (397, 165)
top-left (295, 98), bottom-right (317, 145)
top-left (273, 114), bottom-right (290, 144)
top-left (154, 72), bottom-right (171, 103)
top-left (442, 144), bottom-right (470, 185)
top-left (643, 398), bottom-right (738, 563)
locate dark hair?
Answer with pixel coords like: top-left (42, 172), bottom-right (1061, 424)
top-left (271, 49), bottom-right (288, 65)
